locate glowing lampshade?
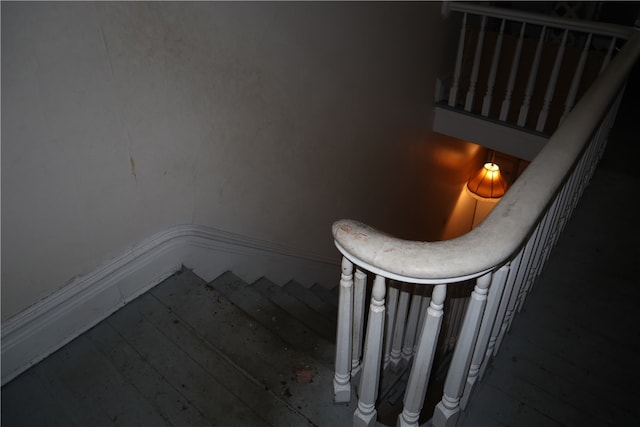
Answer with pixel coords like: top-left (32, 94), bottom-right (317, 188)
top-left (466, 162), bottom-right (508, 200)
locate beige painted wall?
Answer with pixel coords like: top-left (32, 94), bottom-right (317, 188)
top-left (1, 1), bottom-right (468, 320)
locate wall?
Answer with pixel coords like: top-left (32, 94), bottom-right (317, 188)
top-left (1, 1), bottom-right (457, 321)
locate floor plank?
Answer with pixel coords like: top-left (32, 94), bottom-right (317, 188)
top-left (1, 370), bottom-right (79, 427)
top-left (86, 320), bottom-right (212, 427)
top-left (36, 334), bottom-right (170, 427)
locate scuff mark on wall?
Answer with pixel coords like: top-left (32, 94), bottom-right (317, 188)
top-left (129, 156), bottom-right (137, 181)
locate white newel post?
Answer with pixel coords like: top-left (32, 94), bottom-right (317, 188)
top-left (432, 273), bottom-right (491, 427)
top-left (354, 275), bottom-right (387, 427)
top-left (334, 257), bottom-right (354, 403)
top-left (397, 285), bottom-right (447, 427)
top-left (352, 269), bottom-right (367, 378)
top-left (461, 267), bottom-right (509, 409)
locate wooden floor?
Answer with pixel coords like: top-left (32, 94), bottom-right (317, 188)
top-left (0, 270), bottom-right (357, 427)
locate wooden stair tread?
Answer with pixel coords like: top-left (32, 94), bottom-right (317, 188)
top-left (282, 280), bottom-right (338, 323)
top-left (210, 272), bottom-right (337, 368)
top-left (251, 278), bottom-right (337, 341)
top-left (149, 269), bottom-right (355, 426)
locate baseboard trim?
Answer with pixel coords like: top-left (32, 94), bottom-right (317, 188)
top-left (1, 224), bottom-right (340, 386)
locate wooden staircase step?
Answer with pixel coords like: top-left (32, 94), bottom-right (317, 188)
top-left (94, 295), bottom-right (288, 426)
top-left (309, 283), bottom-right (339, 309)
top-left (251, 278), bottom-right (336, 341)
top-left (149, 269), bottom-right (355, 427)
top-left (210, 272), bottom-right (337, 369)
top-left (282, 280), bottom-right (338, 323)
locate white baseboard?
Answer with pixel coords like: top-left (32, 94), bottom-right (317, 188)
top-left (0, 224), bottom-right (340, 386)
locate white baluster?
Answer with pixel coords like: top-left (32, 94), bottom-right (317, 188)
top-left (334, 257), bottom-right (354, 403)
top-left (445, 298), bottom-right (460, 351)
top-left (435, 78), bottom-right (445, 103)
top-left (560, 33), bottom-right (593, 123)
top-left (448, 12), bottom-right (468, 107)
top-left (499, 22), bottom-right (526, 121)
top-left (507, 223), bottom-right (540, 326)
top-left (415, 289), bottom-right (431, 353)
top-left (516, 221), bottom-right (545, 312)
top-left (536, 29), bottom-right (569, 132)
top-left (354, 275), bottom-right (387, 427)
top-left (481, 19), bottom-right (506, 116)
top-left (493, 248), bottom-right (525, 356)
top-left (389, 283), bottom-right (411, 369)
top-left (544, 177), bottom-right (573, 260)
top-left (351, 269), bottom-right (367, 378)
top-left (461, 267), bottom-right (509, 409)
top-left (465, 16), bottom-right (487, 111)
top-left (402, 285), bottom-right (423, 362)
top-left (527, 190), bottom-right (566, 292)
top-left (518, 26), bottom-right (546, 127)
top-left (397, 285), bottom-right (447, 427)
top-left (384, 282), bottom-right (399, 368)
top-left (480, 261), bottom-right (515, 380)
top-left (447, 288), bottom-right (469, 351)
top-left (432, 273), bottom-right (491, 427)
top-left (599, 37), bottom-right (617, 73)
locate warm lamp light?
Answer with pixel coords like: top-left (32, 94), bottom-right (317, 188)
top-left (466, 162), bottom-right (508, 200)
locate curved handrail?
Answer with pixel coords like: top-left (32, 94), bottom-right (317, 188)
top-left (333, 30), bottom-right (640, 285)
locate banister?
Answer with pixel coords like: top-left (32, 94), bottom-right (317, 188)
top-left (332, 30), bottom-right (640, 285)
top-left (442, 1), bottom-right (634, 40)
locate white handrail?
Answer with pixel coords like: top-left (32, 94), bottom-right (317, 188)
top-left (443, 1), bottom-right (634, 40)
top-left (332, 30), bottom-right (640, 285)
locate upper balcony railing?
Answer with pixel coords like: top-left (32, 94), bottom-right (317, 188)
top-left (437, 2), bottom-right (635, 136)
top-left (331, 3), bottom-right (640, 427)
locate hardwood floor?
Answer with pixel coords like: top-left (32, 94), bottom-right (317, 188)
top-left (1, 269), bottom-right (353, 427)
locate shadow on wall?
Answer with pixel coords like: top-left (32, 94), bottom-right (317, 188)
top-left (348, 131), bottom-right (529, 245)
top-left (389, 132), bottom-right (486, 243)
top-left (439, 141), bottom-right (529, 240)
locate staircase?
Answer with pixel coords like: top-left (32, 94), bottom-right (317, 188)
top-left (1, 268), bottom-right (355, 427)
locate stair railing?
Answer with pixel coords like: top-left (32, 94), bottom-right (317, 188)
top-left (438, 2), bottom-right (634, 135)
top-left (332, 12), bottom-right (640, 427)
